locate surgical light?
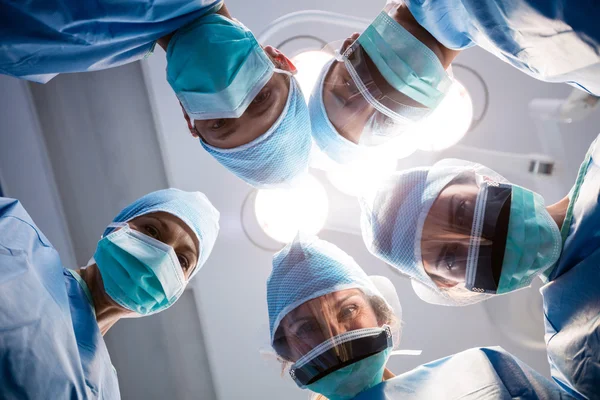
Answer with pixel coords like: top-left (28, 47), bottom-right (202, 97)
top-left (327, 156), bottom-right (398, 198)
top-left (414, 79), bottom-right (474, 152)
top-left (254, 175), bottom-right (329, 243)
top-left (291, 51), bottom-right (334, 101)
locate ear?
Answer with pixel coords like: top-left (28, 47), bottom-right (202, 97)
top-left (264, 45), bottom-right (297, 74)
top-left (179, 102), bottom-right (199, 138)
top-left (341, 33), bottom-right (361, 53)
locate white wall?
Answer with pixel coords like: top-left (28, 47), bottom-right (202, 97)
top-left (0, 75), bottom-right (77, 268)
top-left (28, 63), bottom-right (170, 265)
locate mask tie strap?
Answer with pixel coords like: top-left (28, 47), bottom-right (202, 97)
top-left (390, 349), bottom-right (422, 356)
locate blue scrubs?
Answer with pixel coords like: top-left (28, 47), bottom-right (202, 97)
top-left (0, 198), bottom-right (120, 399)
top-left (354, 347), bottom-right (573, 399)
top-left (541, 135), bottom-right (600, 399)
top-left (403, 0), bottom-right (600, 95)
top-left (0, 0), bottom-right (223, 83)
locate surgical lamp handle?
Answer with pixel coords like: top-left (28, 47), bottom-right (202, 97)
top-left (257, 10), bottom-right (370, 44)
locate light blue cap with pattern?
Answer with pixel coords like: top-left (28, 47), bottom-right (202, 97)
top-left (267, 234), bottom-right (381, 343)
top-left (308, 60), bottom-right (366, 165)
top-left (360, 162), bottom-right (471, 289)
top-left (201, 77), bottom-right (312, 188)
top-left (104, 188), bottom-right (220, 279)
top-left (360, 159), bottom-right (505, 305)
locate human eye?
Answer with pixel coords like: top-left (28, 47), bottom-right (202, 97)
top-left (144, 224), bottom-right (160, 239)
top-left (177, 254), bottom-right (189, 273)
top-left (210, 119), bottom-right (226, 130)
top-left (252, 89), bottom-right (271, 105)
top-left (339, 304), bottom-right (358, 321)
top-left (445, 245), bottom-right (457, 270)
top-left (294, 321), bottom-right (319, 338)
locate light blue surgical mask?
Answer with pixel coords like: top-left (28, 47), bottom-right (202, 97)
top-left (462, 179), bottom-right (562, 296)
top-left (496, 185), bottom-right (562, 293)
top-left (166, 13), bottom-right (280, 120)
top-left (94, 223), bottom-right (186, 316)
top-left (306, 348), bottom-right (391, 400)
top-left (356, 11), bottom-right (453, 110)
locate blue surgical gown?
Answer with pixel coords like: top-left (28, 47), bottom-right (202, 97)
top-left (403, 0), bottom-right (600, 95)
top-left (0, 198), bottom-right (120, 399)
top-left (541, 134), bottom-right (600, 399)
top-left (0, 0), bottom-right (223, 83)
top-left (354, 347), bottom-right (573, 399)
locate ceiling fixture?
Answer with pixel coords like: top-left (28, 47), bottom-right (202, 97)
top-left (413, 79), bottom-right (474, 152)
top-left (291, 51), bottom-right (334, 101)
top-left (243, 174), bottom-right (329, 247)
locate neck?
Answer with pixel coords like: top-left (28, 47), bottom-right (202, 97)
top-left (382, 368), bottom-right (395, 380)
top-left (316, 368), bottom-right (395, 400)
top-left (547, 195), bottom-right (570, 231)
top-left (76, 264), bottom-right (133, 335)
top-left (389, 4), bottom-right (460, 69)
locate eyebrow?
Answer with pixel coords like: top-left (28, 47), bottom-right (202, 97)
top-left (217, 126), bottom-right (237, 141)
top-left (449, 194), bottom-right (456, 228)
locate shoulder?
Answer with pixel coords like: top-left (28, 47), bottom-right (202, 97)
top-left (0, 197), bottom-right (52, 250)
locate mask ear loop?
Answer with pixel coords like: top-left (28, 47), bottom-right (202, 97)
top-left (391, 349), bottom-right (422, 356)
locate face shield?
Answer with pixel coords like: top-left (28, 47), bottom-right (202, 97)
top-left (271, 276), bottom-right (404, 395)
top-left (266, 235), bottom-right (421, 399)
top-left (419, 170), bottom-right (513, 295)
top-left (311, 7), bottom-right (453, 163)
top-left (279, 294), bottom-right (393, 387)
top-left (412, 159), bottom-right (560, 307)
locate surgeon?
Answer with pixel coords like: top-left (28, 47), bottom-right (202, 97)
top-left (267, 235), bottom-right (573, 399)
top-left (0, 1), bottom-right (312, 188)
top-left (309, 0), bottom-right (600, 164)
top-left (361, 134), bottom-right (600, 398)
top-left (0, 188), bottom-right (219, 398)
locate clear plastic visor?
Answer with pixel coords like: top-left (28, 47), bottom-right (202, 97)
top-left (319, 40), bottom-right (432, 146)
top-left (271, 288), bottom-right (397, 388)
top-left (420, 172), bottom-right (512, 294)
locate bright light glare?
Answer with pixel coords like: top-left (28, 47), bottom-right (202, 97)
top-left (413, 80), bottom-right (473, 151)
top-left (291, 51), bottom-right (334, 102)
top-left (327, 156), bottom-right (397, 197)
top-left (254, 175), bottom-right (329, 243)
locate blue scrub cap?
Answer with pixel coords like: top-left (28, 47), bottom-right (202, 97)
top-left (267, 234), bottom-right (382, 343)
top-left (360, 159), bottom-right (506, 305)
top-left (201, 77), bottom-right (312, 188)
top-left (308, 60), bottom-right (365, 165)
top-left (104, 188), bottom-right (220, 279)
